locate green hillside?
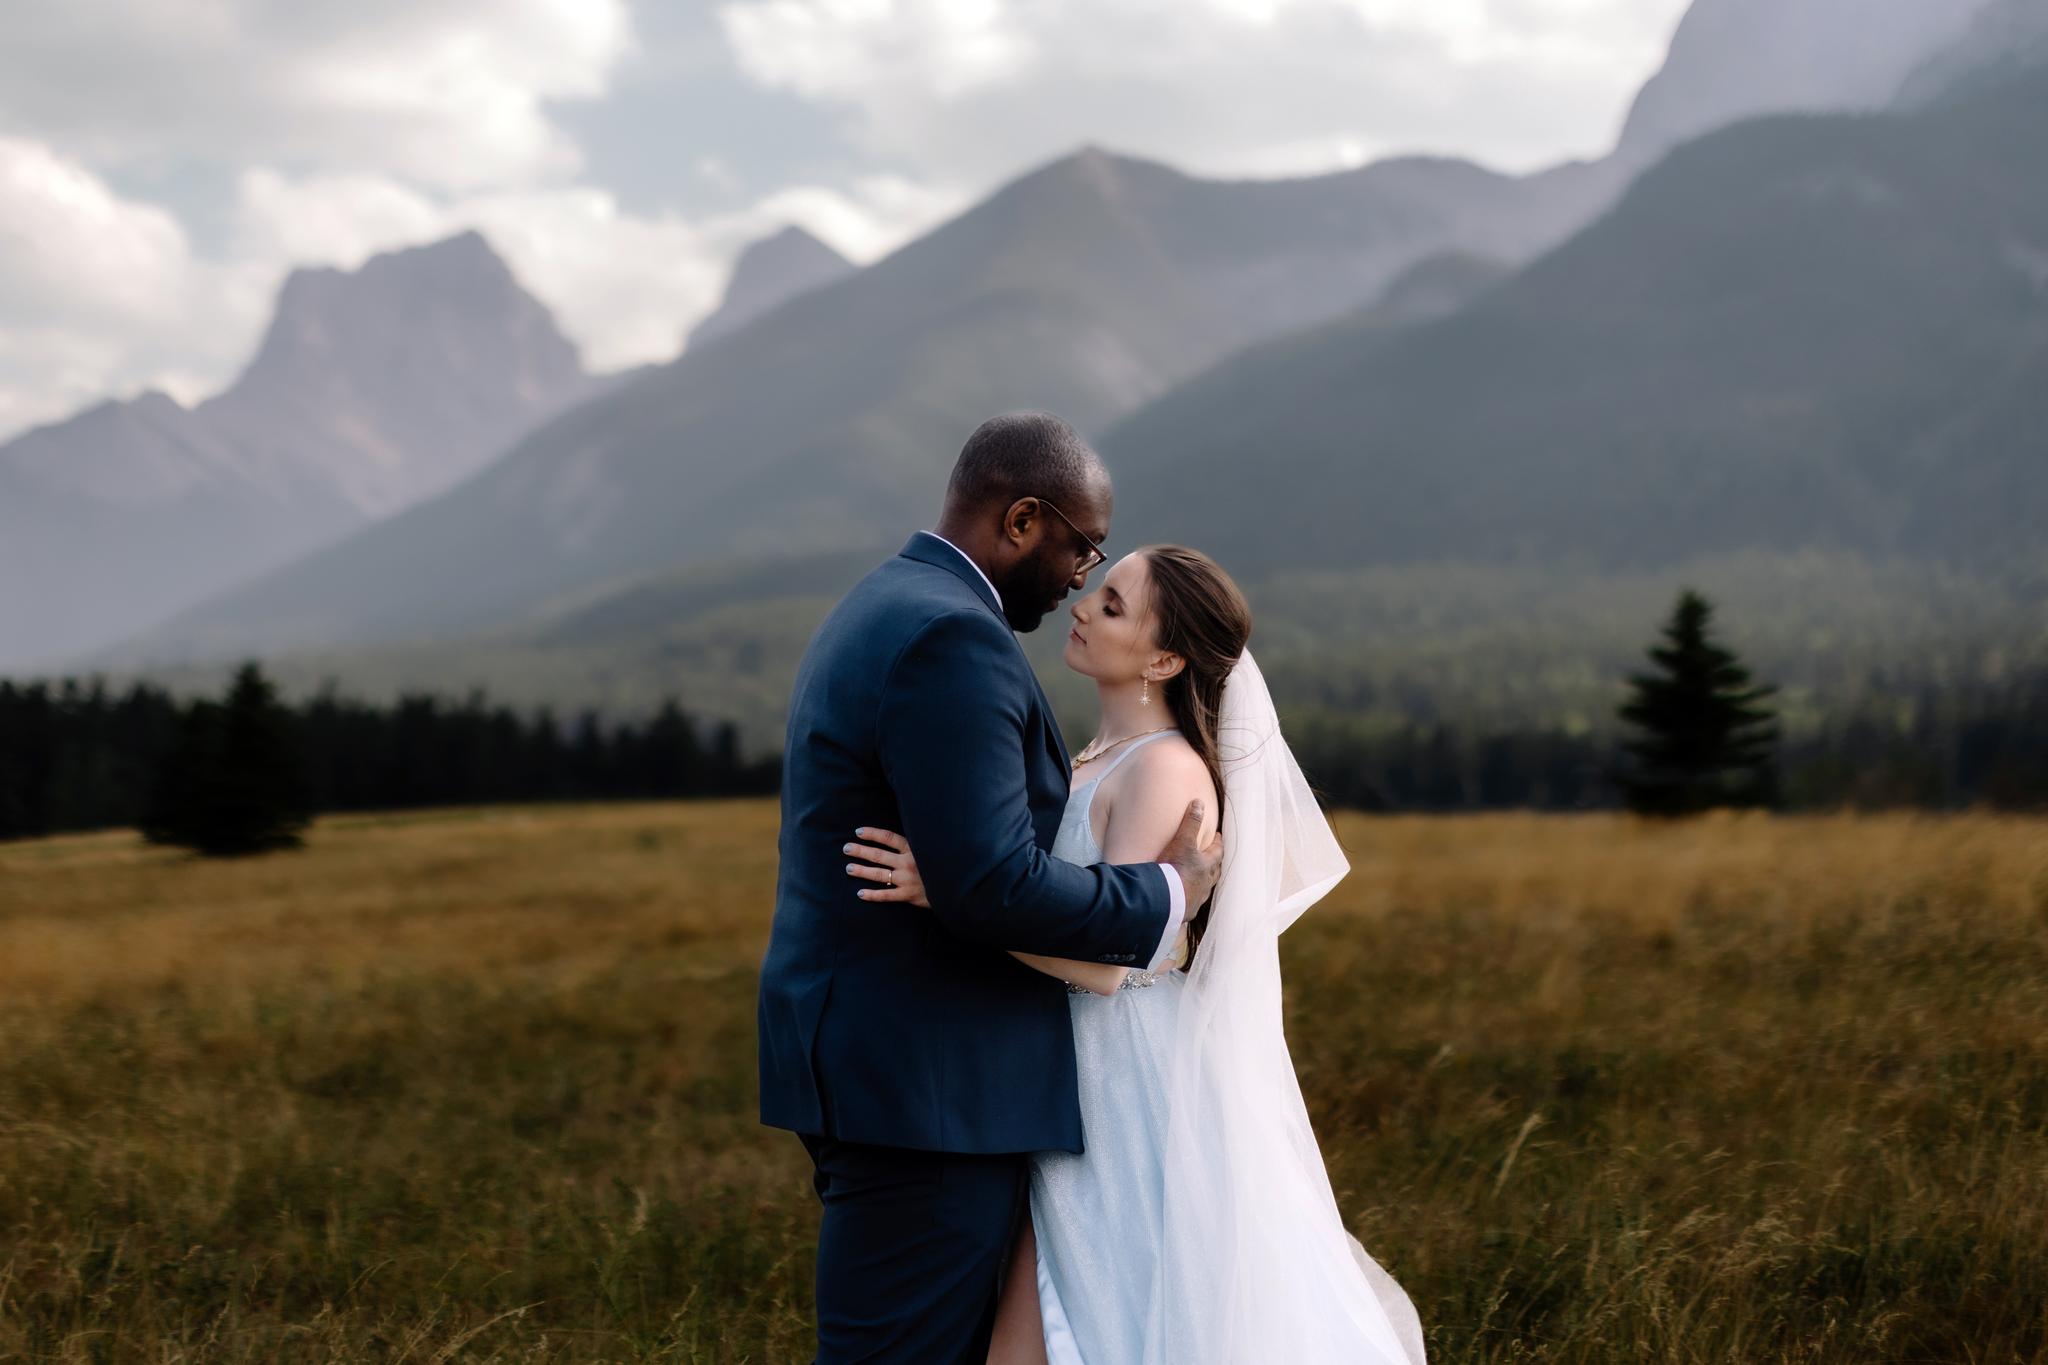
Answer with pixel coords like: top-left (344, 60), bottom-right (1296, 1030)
top-left (103, 548), bottom-right (2046, 763)
top-left (1107, 73), bottom-right (2048, 573)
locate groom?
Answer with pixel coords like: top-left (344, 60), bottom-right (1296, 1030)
top-left (758, 412), bottom-right (1224, 1362)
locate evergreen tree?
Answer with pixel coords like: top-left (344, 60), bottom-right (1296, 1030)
top-left (642, 698), bottom-right (706, 795)
top-left (1619, 589), bottom-right (1781, 815)
top-left (142, 662), bottom-right (312, 855)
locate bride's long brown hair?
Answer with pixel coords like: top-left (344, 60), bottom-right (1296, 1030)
top-left (1140, 545), bottom-right (1251, 969)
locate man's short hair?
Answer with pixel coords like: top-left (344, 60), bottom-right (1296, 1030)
top-left (944, 412), bottom-right (1104, 515)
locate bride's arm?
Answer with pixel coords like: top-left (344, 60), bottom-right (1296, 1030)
top-left (1011, 750), bottom-right (1218, 991)
top-left (1009, 950), bottom-right (1129, 996)
top-left (844, 829), bottom-right (1131, 995)
top-left (1093, 745), bottom-right (1219, 968)
top-left (848, 744), bottom-right (1217, 990)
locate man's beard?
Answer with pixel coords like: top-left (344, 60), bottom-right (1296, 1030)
top-left (998, 562), bottom-right (1064, 632)
top-left (1003, 600), bottom-right (1050, 632)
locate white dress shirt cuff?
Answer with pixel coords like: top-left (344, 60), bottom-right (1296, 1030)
top-left (1145, 863), bottom-right (1188, 971)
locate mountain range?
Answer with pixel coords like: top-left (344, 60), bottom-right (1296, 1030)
top-left (0, 232), bottom-right (599, 671)
top-left (16, 0), bottom-right (2040, 732)
top-left (1612, 0), bottom-right (1998, 168)
top-left (112, 147), bottom-right (1612, 662)
top-left (1107, 63), bottom-right (2048, 572)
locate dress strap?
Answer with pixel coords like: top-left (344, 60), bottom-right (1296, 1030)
top-left (1079, 728), bottom-right (1179, 785)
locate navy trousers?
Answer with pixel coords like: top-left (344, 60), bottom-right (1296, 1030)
top-left (799, 1133), bottom-right (1029, 1363)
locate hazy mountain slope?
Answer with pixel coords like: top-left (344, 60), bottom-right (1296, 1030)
top-left (1897, 0), bottom-right (2048, 106)
top-left (128, 148), bottom-right (1611, 663)
top-left (1364, 252), bottom-right (1513, 326)
top-left (1105, 73), bottom-right (2048, 574)
top-left (1615, 0), bottom-right (1996, 168)
top-left (687, 225), bottom-right (855, 351)
top-left (0, 232), bottom-right (594, 671)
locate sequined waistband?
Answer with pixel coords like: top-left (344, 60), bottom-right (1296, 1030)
top-left (1067, 968), bottom-right (1166, 995)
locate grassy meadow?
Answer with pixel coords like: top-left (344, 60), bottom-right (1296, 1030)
top-left (2, 801), bottom-right (2046, 1362)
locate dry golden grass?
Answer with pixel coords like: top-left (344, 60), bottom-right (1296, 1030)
top-left (2, 802), bottom-right (2045, 1362)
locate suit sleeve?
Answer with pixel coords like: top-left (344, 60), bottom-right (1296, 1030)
top-left (877, 608), bottom-right (1172, 963)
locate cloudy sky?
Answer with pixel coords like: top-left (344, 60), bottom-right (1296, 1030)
top-left (0, 0), bottom-right (1691, 441)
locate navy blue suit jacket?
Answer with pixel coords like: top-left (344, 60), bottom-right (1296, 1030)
top-left (757, 533), bottom-right (1173, 1154)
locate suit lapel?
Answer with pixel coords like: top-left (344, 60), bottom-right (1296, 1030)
top-left (898, 531), bottom-right (1069, 772)
top-left (898, 532), bottom-right (1003, 620)
top-left (1029, 671), bottom-right (1071, 771)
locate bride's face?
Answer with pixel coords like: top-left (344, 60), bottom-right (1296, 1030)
top-left (1063, 552), bottom-right (1166, 685)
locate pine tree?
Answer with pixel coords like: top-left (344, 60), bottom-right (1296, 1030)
top-left (1619, 589), bottom-right (1780, 816)
top-left (142, 662), bottom-right (312, 855)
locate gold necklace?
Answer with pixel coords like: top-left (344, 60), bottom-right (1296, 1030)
top-left (1071, 724), bottom-right (1176, 772)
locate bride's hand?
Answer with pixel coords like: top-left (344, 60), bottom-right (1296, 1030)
top-left (844, 827), bottom-right (929, 907)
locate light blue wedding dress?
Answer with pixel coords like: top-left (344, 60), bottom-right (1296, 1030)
top-left (1025, 698), bottom-right (1426, 1365)
top-left (1031, 731), bottom-right (1187, 1363)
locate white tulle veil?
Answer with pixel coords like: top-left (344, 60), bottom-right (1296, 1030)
top-left (1146, 649), bottom-right (1426, 1364)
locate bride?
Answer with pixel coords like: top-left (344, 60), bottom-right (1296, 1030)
top-left (844, 544), bottom-right (1427, 1365)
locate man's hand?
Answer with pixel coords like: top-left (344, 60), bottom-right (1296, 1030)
top-left (1159, 800), bottom-right (1223, 911)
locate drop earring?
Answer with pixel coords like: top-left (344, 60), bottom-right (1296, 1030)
top-left (1141, 676), bottom-right (1150, 707)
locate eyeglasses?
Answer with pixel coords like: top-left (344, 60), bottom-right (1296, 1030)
top-left (1034, 497), bottom-right (1107, 576)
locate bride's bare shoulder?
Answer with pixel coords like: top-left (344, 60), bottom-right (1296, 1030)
top-left (1102, 734), bottom-right (1220, 837)
top-left (1119, 732), bottom-right (1207, 785)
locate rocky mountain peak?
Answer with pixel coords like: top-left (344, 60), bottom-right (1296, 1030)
top-left (240, 232), bottom-right (575, 393)
top-left (1615, 0), bottom-right (1996, 167)
top-left (687, 225), bottom-right (855, 350)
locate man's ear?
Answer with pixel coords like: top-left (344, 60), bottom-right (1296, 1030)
top-left (1001, 497), bottom-right (1040, 547)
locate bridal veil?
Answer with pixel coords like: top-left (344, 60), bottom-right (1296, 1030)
top-left (1147, 649), bottom-right (1427, 1364)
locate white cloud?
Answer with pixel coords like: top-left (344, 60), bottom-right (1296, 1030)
top-left (743, 174), bottom-right (970, 263)
top-left (0, 137), bottom-right (268, 432)
top-left (445, 188), bottom-right (731, 371)
top-left (455, 176), bottom-right (965, 366)
top-left (716, 0), bottom-right (1690, 177)
top-left (0, 137), bottom-right (193, 327)
top-left (723, 0), bottom-right (1037, 102)
top-left (232, 168), bottom-right (448, 266)
top-left (0, 0), bottom-right (632, 191)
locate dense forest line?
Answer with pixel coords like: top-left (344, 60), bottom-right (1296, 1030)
top-left (2, 661), bottom-right (2042, 842)
top-left (0, 673), bottom-right (777, 842)
top-left (1285, 676), bottom-right (2048, 812)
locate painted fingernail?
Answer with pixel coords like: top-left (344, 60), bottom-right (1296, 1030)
top-left (843, 843), bottom-right (855, 853)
